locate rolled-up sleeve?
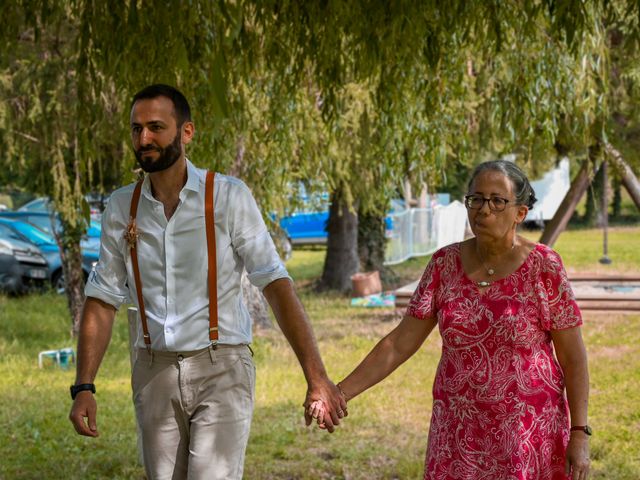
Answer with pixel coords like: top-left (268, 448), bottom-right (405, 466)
top-left (84, 199), bottom-right (130, 309)
top-left (229, 181), bottom-right (290, 290)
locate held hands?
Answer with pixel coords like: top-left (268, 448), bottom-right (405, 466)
top-left (303, 380), bottom-right (348, 433)
top-left (69, 392), bottom-right (99, 437)
top-left (565, 433), bottom-right (590, 480)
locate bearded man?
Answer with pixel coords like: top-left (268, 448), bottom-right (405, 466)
top-left (69, 84), bottom-right (346, 480)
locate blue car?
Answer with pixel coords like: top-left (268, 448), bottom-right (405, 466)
top-left (17, 195), bottom-right (107, 221)
top-left (278, 197), bottom-right (406, 246)
top-left (0, 211), bottom-right (101, 251)
top-left (0, 218), bottom-right (98, 292)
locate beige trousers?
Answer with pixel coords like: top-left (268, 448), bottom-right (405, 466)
top-left (132, 345), bottom-right (255, 480)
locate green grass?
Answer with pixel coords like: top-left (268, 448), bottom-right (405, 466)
top-left (521, 225), bottom-right (640, 274)
top-left (0, 226), bottom-right (639, 479)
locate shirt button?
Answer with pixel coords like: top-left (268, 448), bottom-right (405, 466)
top-left (167, 298), bottom-right (174, 305)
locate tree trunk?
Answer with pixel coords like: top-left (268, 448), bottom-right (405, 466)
top-left (612, 177), bottom-right (622, 220)
top-left (582, 161), bottom-right (604, 227)
top-left (242, 272), bottom-right (272, 330)
top-left (605, 143), bottom-right (640, 211)
top-left (58, 234), bottom-right (86, 337)
top-left (318, 186), bottom-right (359, 293)
top-left (540, 159), bottom-right (592, 247)
top-left (357, 209), bottom-right (386, 273)
top-left (230, 136), bottom-right (272, 329)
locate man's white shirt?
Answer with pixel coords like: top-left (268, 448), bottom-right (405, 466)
top-left (86, 159), bottom-right (290, 351)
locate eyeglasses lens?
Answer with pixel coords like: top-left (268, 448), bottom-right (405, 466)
top-left (465, 195), bottom-right (507, 212)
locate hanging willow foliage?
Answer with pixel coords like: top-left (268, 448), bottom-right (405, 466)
top-left (2, 0), bottom-right (640, 321)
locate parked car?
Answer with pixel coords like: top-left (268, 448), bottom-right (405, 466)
top-left (17, 194), bottom-right (108, 221)
top-left (0, 218), bottom-right (98, 292)
top-left (0, 229), bottom-right (49, 294)
top-left (16, 196), bottom-right (50, 213)
top-left (0, 211), bottom-right (101, 251)
top-left (278, 196), bottom-right (407, 246)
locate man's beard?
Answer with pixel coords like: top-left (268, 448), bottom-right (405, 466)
top-left (135, 133), bottom-right (182, 173)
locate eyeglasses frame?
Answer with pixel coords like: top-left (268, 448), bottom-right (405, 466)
top-left (464, 194), bottom-right (515, 212)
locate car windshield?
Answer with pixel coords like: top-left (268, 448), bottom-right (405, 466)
top-left (9, 221), bottom-right (55, 246)
top-left (21, 215), bottom-right (59, 235)
top-left (18, 198), bottom-right (51, 212)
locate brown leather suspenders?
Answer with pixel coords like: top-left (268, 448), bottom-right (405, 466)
top-left (129, 180), bottom-right (150, 349)
top-left (204, 171), bottom-right (219, 344)
top-left (128, 171), bottom-right (218, 351)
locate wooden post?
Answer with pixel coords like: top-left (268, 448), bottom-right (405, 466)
top-left (127, 307), bottom-right (144, 466)
top-left (539, 160), bottom-right (592, 247)
top-left (599, 161), bottom-right (612, 264)
top-left (605, 143), bottom-right (640, 211)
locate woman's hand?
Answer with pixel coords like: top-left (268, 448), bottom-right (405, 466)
top-left (565, 433), bottom-right (590, 480)
top-left (307, 400), bottom-right (326, 426)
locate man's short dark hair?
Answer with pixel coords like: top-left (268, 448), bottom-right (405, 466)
top-left (131, 84), bottom-right (191, 126)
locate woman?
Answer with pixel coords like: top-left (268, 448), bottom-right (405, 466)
top-left (320, 161), bottom-right (590, 479)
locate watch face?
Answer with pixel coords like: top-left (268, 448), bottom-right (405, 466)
top-left (585, 425), bottom-right (593, 435)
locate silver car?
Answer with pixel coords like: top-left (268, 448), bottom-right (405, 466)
top-left (0, 232), bottom-right (48, 294)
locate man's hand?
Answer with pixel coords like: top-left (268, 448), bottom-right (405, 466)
top-left (565, 434), bottom-right (589, 480)
top-left (69, 391), bottom-right (99, 437)
top-left (303, 379), bottom-right (347, 433)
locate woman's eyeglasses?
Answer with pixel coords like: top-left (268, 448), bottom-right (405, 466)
top-left (464, 194), bottom-right (512, 212)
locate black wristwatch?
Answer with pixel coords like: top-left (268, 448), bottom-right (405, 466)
top-left (70, 383), bottom-right (96, 400)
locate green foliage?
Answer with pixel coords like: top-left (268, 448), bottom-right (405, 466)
top-left (2, 0), bottom-right (633, 214)
top-left (3, 1), bottom-right (640, 302)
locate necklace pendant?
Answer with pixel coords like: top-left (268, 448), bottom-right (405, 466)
top-left (487, 268), bottom-right (495, 276)
top-left (477, 280), bottom-right (491, 287)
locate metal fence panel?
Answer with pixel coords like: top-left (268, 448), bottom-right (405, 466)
top-left (384, 202), bottom-right (468, 265)
top-left (384, 208), bottom-right (435, 265)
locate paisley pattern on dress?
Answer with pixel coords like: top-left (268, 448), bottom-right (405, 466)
top-left (406, 243), bottom-right (582, 480)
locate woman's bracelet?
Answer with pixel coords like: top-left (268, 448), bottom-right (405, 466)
top-left (336, 381), bottom-right (351, 401)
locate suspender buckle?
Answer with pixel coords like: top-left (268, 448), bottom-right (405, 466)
top-left (143, 334), bottom-right (151, 355)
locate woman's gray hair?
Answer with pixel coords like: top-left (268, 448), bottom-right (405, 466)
top-left (467, 160), bottom-right (537, 209)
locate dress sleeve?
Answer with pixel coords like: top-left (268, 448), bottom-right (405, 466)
top-left (405, 253), bottom-right (440, 321)
top-left (538, 249), bottom-right (582, 331)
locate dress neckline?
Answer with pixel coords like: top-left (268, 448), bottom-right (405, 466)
top-left (455, 241), bottom-right (542, 292)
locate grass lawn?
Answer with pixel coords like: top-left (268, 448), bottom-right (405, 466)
top-left (0, 226), bottom-right (638, 479)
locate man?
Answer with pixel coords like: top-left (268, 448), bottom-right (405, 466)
top-left (69, 84), bottom-right (346, 479)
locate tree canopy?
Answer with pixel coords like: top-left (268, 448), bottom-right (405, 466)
top-left (2, 0), bottom-right (640, 310)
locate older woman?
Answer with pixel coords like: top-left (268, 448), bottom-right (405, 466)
top-left (325, 161), bottom-right (590, 479)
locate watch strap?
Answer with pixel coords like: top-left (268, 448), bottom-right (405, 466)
top-left (570, 425), bottom-right (592, 435)
top-left (70, 383), bottom-right (96, 400)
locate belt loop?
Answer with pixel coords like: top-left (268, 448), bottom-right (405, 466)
top-left (148, 349), bottom-right (154, 368)
top-left (247, 344), bottom-right (254, 357)
top-left (208, 343), bottom-right (217, 364)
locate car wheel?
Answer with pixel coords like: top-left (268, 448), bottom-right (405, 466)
top-left (52, 270), bottom-right (65, 294)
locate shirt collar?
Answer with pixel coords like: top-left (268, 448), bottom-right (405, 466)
top-left (140, 158), bottom-right (203, 200)
top-left (183, 158), bottom-right (203, 193)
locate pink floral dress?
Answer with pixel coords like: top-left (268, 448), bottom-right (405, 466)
top-left (406, 243), bottom-right (582, 480)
